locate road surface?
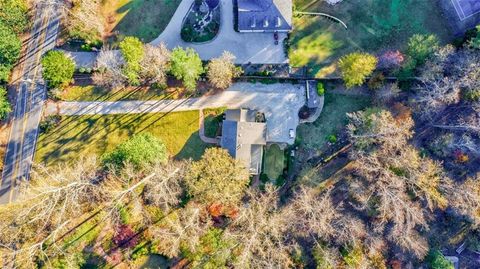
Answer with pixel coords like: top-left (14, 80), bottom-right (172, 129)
top-left (0, 1), bottom-right (61, 204)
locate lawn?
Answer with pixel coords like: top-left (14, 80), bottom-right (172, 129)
top-left (296, 92), bottom-right (371, 150)
top-left (60, 86), bottom-right (186, 102)
top-left (290, 0), bottom-right (453, 77)
top-left (203, 107), bottom-right (226, 138)
top-left (35, 111), bottom-right (209, 167)
top-left (102, 0), bottom-right (182, 43)
top-left (263, 144), bottom-right (285, 180)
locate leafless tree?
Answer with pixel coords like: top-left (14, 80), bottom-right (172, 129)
top-left (346, 109), bottom-right (452, 258)
top-left (226, 185), bottom-right (294, 268)
top-left (450, 174), bottom-right (480, 227)
top-left (139, 43), bottom-right (170, 86)
top-left (207, 51), bottom-right (242, 89)
top-left (93, 48), bottom-right (127, 89)
top-left (0, 157), bottom-right (107, 268)
top-left (289, 187), bottom-right (337, 241)
top-left (64, 0), bottom-right (105, 41)
top-left (149, 203), bottom-right (211, 258)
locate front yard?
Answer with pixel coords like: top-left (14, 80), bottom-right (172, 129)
top-left (35, 111), bottom-right (209, 167)
top-left (289, 0), bottom-right (453, 77)
top-left (102, 0), bottom-right (182, 43)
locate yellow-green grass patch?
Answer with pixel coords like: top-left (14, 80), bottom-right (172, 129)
top-left (35, 111), bottom-right (209, 167)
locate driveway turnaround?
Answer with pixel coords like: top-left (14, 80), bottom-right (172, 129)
top-left (46, 83), bottom-right (305, 144)
top-left (151, 0), bottom-right (288, 64)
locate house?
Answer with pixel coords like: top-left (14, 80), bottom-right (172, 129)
top-left (220, 109), bottom-right (267, 175)
top-left (236, 0), bottom-right (293, 32)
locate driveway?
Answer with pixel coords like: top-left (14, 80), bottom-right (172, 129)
top-left (46, 82), bottom-right (305, 144)
top-left (151, 0), bottom-right (288, 64)
top-left (65, 0), bottom-right (288, 67)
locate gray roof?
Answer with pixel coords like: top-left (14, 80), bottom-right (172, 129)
top-left (237, 0), bottom-right (292, 32)
top-left (221, 109), bottom-right (267, 174)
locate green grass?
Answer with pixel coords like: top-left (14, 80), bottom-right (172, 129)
top-left (35, 111), bottom-right (209, 167)
top-left (60, 86), bottom-right (182, 102)
top-left (290, 0), bottom-right (453, 77)
top-left (297, 92), bottom-right (371, 150)
top-left (203, 107), bottom-right (226, 138)
top-left (264, 144), bottom-right (285, 180)
top-left (104, 0), bottom-right (182, 43)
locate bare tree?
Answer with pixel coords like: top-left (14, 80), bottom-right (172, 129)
top-left (289, 187), bottom-right (338, 241)
top-left (450, 174), bottom-right (480, 227)
top-left (0, 157), bottom-right (107, 268)
top-left (140, 43), bottom-right (170, 86)
top-left (226, 185), bottom-right (294, 268)
top-left (346, 109), bottom-right (452, 258)
top-left (64, 0), bottom-right (105, 41)
top-left (207, 51), bottom-right (242, 89)
top-left (93, 48), bottom-right (127, 89)
top-left (149, 203), bottom-right (211, 258)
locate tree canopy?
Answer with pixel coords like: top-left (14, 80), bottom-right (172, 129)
top-left (102, 132), bottom-right (168, 169)
top-left (170, 47), bottom-right (204, 91)
top-left (41, 50), bottom-right (75, 88)
top-left (338, 52), bottom-right (377, 88)
top-left (119, 36), bottom-right (145, 85)
top-left (0, 0), bottom-right (28, 34)
top-left (0, 86), bottom-right (11, 120)
top-left (0, 20), bottom-right (21, 82)
top-left (185, 148), bottom-right (249, 207)
top-left (207, 51), bottom-right (241, 89)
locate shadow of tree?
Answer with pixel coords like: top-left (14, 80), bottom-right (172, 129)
top-left (111, 0), bottom-right (183, 43)
top-left (175, 131), bottom-right (210, 161)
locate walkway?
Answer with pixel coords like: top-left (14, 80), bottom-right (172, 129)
top-left (46, 83), bottom-right (305, 144)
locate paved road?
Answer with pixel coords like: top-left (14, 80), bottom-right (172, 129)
top-left (46, 82), bottom-right (305, 144)
top-left (0, 2), bottom-right (61, 204)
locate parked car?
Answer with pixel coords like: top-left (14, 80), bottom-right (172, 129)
top-left (289, 129), bottom-right (295, 139)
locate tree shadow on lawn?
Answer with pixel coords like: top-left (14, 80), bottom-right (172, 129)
top-left (112, 0), bottom-right (182, 43)
top-left (175, 131), bottom-right (210, 161)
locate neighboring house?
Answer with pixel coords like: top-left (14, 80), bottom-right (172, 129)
top-left (236, 0), bottom-right (293, 32)
top-left (220, 109), bottom-right (267, 175)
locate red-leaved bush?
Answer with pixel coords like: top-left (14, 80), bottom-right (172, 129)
top-left (113, 225), bottom-right (138, 249)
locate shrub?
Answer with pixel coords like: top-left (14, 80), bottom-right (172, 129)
top-left (102, 133), bottom-right (168, 169)
top-left (327, 134), bottom-right (337, 143)
top-left (425, 250), bottom-right (454, 269)
top-left (119, 36), bottom-right (145, 85)
top-left (0, 86), bottom-right (11, 120)
top-left (316, 82), bottom-right (325, 96)
top-left (338, 52), bottom-right (378, 88)
top-left (39, 115), bottom-right (61, 133)
top-left (463, 89), bottom-right (480, 102)
top-left (377, 50), bottom-right (404, 71)
top-left (406, 34), bottom-right (439, 66)
top-left (341, 244), bottom-right (365, 268)
top-left (41, 50), bottom-right (75, 88)
top-left (367, 72), bottom-right (385, 90)
top-left (113, 225), bottom-right (138, 249)
top-left (170, 47), bottom-right (204, 90)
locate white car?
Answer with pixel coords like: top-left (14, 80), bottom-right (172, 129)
top-left (289, 129), bottom-right (295, 139)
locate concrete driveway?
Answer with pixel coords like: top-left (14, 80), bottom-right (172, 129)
top-left (46, 83), bottom-right (305, 144)
top-left (65, 0), bottom-right (288, 68)
top-left (150, 0), bottom-right (288, 64)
